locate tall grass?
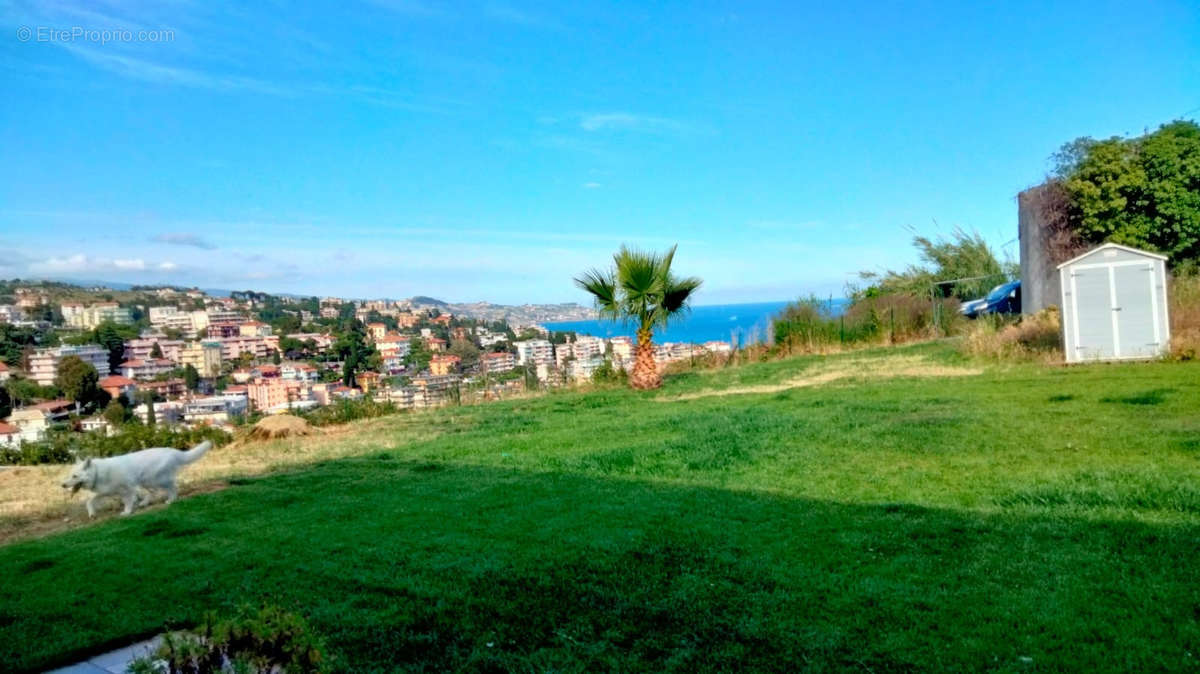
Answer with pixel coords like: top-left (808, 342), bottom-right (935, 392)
top-left (773, 294), bottom-right (963, 355)
top-left (1169, 273), bottom-right (1200, 360)
top-left (961, 308), bottom-right (1062, 362)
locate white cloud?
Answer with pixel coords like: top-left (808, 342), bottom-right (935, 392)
top-left (159, 261), bottom-right (178, 271)
top-left (580, 112), bottom-right (691, 135)
top-left (153, 232), bottom-right (217, 249)
top-left (113, 258), bottom-right (146, 270)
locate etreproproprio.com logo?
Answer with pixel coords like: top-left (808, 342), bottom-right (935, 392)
top-left (16, 26), bottom-right (175, 44)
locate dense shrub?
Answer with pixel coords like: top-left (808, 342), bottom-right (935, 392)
top-left (126, 605), bottom-right (329, 674)
top-left (0, 424), bottom-right (231, 466)
top-left (301, 396), bottom-right (400, 427)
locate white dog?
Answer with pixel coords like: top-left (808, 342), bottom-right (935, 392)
top-left (61, 441), bottom-right (212, 517)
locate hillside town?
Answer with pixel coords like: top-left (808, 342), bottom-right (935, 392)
top-left (0, 281), bottom-right (733, 447)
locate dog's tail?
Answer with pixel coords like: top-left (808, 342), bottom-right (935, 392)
top-left (179, 440), bottom-right (213, 464)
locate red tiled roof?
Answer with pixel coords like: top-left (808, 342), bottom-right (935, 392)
top-left (119, 359), bottom-right (144, 367)
top-left (0, 362), bottom-right (8, 371)
top-left (0, 422), bottom-right (17, 434)
top-left (33, 399), bottom-right (74, 411)
top-left (99, 375), bottom-right (136, 387)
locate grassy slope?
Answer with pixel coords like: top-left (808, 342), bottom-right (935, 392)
top-left (2, 342), bottom-right (1200, 672)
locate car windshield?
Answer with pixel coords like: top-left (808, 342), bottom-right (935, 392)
top-left (986, 283), bottom-right (1014, 301)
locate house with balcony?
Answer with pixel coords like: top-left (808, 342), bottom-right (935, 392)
top-left (8, 400), bottom-right (76, 443)
top-left (366, 322), bottom-right (388, 341)
top-left (480, 351), bottom-right (516, 373)
top-left (239, 321), bottom-right (273, 338)
top-left (28, 344), bottom-right (111, 385)
top-left (430, 354), bottom-right (461, 376)
top-left (119, 358), bottom-right (176, 381)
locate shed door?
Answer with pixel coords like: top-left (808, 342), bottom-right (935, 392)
top-left (1071, 267), bottom-right (1115, 360)
top-left (1113, 262), bottom-right (1160, 358)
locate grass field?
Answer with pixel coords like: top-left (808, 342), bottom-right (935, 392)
top-left (2, 341), bottom-right (1200, 672)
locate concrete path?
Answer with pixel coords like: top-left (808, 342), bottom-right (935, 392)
top-left (44, 637), bottom-right (160, 674)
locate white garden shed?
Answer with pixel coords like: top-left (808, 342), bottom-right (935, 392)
top-left (1058, 243), bottom-right (1170, 363)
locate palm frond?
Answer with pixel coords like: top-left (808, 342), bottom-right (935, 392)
top-left (573, 268), bottom-right (621, 319)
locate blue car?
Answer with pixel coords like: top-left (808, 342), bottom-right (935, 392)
top-left (960, 280), bottom-right (1021, 318)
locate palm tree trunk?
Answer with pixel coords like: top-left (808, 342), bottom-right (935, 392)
top-left (631, 328), bottom-right (660, 390)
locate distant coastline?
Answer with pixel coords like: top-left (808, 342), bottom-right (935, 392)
top-left (545, 299), bottom-right (848, 345)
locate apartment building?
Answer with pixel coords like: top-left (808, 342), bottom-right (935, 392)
top-left (183, 394), bottom-right (248, 425)
top-left (28, 344), bottom-right (111, 385)
top-left (0, 305), bottom-right (23, 323)
top-left (62, 302), bottom-right (133, 330)
top-left (515, 339), bottom-right (555, 366)
top-left (430, 354), bottom-right (461, 376)
top-left (609, 336), bottom-right (634, 366)
top-left (149, 307), bottom-right (209, 335)
top-left (247, 378), bottom-right (305, 412)
top-left (366, 322), bottom-right (388, 341)
top-left (216, 335), bottom-right (280, 361)
top-left (568, 356), bottom-right (606, 381)
top-left (124, 338), bottom-right (185, 363)
top-left (180, 341), bottom-right (223, 377)
top-left (119, 358), bottom-right (176, 381)
top-left (8, 400), bottom-right (76, 443)
top-left (573, 335), bottom-right (605, 360)
top-left (206, 309), bottom-right (242, 324)
top-left (480, 351), bottom-right (516, 373)
top-left (239, 321), bottom-right (272, 338)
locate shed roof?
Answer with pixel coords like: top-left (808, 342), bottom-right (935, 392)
top-left (1056, 243), bottom-right (1168, 270)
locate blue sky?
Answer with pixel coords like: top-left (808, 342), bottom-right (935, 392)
top-left (1, 1), bottom-right (1197, 305)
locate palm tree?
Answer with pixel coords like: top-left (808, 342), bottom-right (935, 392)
top-left (574, 244), bottom-right (702, 390)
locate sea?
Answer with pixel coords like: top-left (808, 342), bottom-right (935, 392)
top-left (545, 299), bottom-right (849, 345)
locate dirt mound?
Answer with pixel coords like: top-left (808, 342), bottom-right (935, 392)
top-left (246, 414), bottom-right (316, 440)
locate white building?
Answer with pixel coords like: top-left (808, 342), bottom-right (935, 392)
top-left (515, 339), bottom-right (555, 366)
top-left (568, 356), bottom-right (606, 381)
top-left (0, 305), bottom-right (22, 323)
top-left (183, 394), bottom-right (249, 425)
top-left (28, 344), bottom-right (111, 385)
top-left (62, 302), bottom-right (133, 330)
top-left (573, 335), bottom-right (605, 360)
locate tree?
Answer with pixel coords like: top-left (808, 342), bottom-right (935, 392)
top-left (55, 355), bottom-right (105, 409)
top-left (1054, 120), bottom-right (1200, 265)
top-left (448, 339), bottom-right (481, 369)
top-left (272, 349), bottom-right (282, 365)
top-left (183, 363), bottom-right (200, 391)
top-left (150, 342), bottom-right (164, 359)
top-left (103, 398), bottom-right (128, 426)
top-left (0, 384), bottom-right (10, 419)
top-left (855, 227), bottom-right (1012, 301)
top-left (141, 391), bottom-right (156, 427)
top-left (94, 321), bottom-right (135, 374)
top-left (575, 244), bottom-right (701, 390)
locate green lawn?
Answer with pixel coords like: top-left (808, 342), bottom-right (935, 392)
top-left (3, 342), bottom-right (1200, 672)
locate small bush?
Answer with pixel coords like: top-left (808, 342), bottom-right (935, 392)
top-left (301, 397), bottom-right (399, 427)
top-left (126, 605), bottom-right (329, 674)
top-left (962, 307), bottom-right (1062, 360)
